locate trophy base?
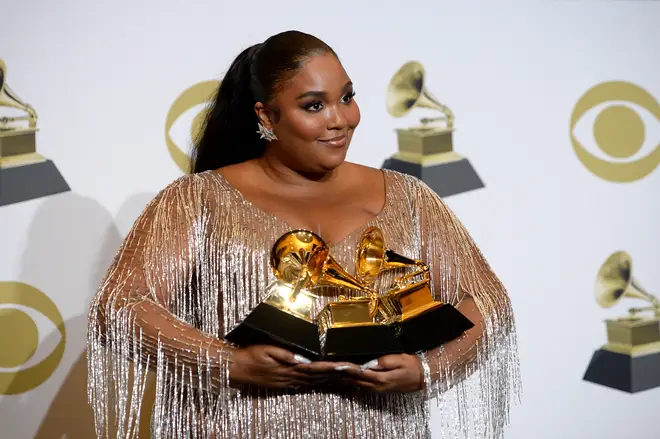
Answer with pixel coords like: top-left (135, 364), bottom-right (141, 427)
top-left (224, 303), bottom-right (321, 360)
top-left (394, 303), bottom-right (475, 354)
top-left (583, 348), bottom-right (660, 393)
top-left (322, 324), bottom-right (405, 364)
top-left (381, 156), bottom-right (484, 198)
top-left (0, 159), bottom-right (70, 206)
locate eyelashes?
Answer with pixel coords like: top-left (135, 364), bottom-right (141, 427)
top-left (303, 101), bottom-right (323, 112)
top-left (302, 91), bottom-right (356, 112)
top-left (343, 91), bottom-right (356, 101)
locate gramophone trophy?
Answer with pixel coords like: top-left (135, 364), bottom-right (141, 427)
top-left (315, 229), bottom-right (406, 364)
top-left (355, 226), bottom-right (474, 354)
top-left (381, 61), bottom-right (484, 198)
top-left (583, 251), bottom-right (660, 393)
top-left (0, 59), bottom-right (69, 206)
top-left (224, 230), bottom-right (325, 359)
top-left (224, 230), bottom-right (403, 362)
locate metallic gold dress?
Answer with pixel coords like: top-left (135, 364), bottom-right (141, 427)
top-left (87, 169), bottom-right (520, 439)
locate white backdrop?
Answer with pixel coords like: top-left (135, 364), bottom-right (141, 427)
top-left (1, 1), bottom-right (659, 438)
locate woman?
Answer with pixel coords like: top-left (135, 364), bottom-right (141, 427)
top-left (87, 30), bottom-right (520, 439)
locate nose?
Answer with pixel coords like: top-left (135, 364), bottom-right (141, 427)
top-left (327, 105), bottom-right (347, 131)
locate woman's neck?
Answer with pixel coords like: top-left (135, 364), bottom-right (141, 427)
top-left (254, 152), bottom-right (342, 191)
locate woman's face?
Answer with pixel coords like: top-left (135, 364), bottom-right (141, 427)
top-left (257, 53), bottom-right (361, 173)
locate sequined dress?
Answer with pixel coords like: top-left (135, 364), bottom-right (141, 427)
top-left (87, 169), bottom-right (520, 439)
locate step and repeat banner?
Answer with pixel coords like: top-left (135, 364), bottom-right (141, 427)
top-left (1, 1), bottom-right (658, 438)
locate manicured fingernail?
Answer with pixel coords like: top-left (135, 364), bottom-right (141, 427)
top-left (294, 354), bottom-right (311, 364)
top-left (360, 359), bottom-right (378, 371)
top-left (334, 365), bottom-right (351, 371)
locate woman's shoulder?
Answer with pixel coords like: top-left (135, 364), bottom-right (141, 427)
top-left (346, 163), bottom-right (436, 200)
top-left (381, 168), bottom-right (425, 189)
top-left (378, 168), bottom-right (450, 217)
top-left (347, 162), bottom-right (422, 188)
top-left (145, 170), bottom-right (235, 211)
top-left (346, 164), bottom-right (442, 216)
top-left (160, 170), bottom-right (231, 194)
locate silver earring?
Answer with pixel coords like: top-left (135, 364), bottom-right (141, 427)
top-left (257, 123), bottom-right (278, 141)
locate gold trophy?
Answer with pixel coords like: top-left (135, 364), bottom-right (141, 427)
top-left (355, 226), bottom-right (474, 354)
top-left (381, 61), bottom-right (484, 198)
top-left (225, 230), bottom-right (400, 361)
top-left (316, 229), bottom-right (405, 364)
top-left (0, 59), bottom-right (69, 206)
top-left (583, 251), bottom-right (660, 393)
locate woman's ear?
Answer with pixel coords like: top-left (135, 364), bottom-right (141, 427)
top-left (254, 102), bottom-right (275, 129)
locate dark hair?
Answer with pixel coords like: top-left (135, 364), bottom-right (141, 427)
top-left (189, 30), bottom-right (337, 174)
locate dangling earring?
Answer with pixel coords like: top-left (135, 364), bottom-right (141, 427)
top-left (257, 123), bottom-right (278, 141)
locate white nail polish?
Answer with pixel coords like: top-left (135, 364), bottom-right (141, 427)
top-left (334, 365), bottom-right (351, 371)
top-left (360, 359), bottom-right (378, 371)
top-left (294, 354), bottom-right (311, 364)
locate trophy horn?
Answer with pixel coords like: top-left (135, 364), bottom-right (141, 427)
top-left (271, 229), bottom-right (379, 302)
top-left (595, 251), bottom-right (659, 311)
top-left (386, 61), bottom-right (454, 128)
top-left (0, 59), bottom-right (38, 129)
top-left (355, 227), bottom-right (386, 286)
top-left (355, 226), bottom-right (428, 288)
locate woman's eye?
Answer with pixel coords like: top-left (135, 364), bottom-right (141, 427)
top-left (341, 92), bottom-right (355, 104)
top-left (305, 101), bottom-right (323, 112)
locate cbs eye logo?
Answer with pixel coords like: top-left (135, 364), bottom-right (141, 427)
top-left (165, 80), bottom-right (220, 174)
top-left (0, 282), bottom-right (66, 395)
top-left (570, 81), bottom-right (659, 183)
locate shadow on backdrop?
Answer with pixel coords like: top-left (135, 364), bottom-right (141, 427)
top-left (0, 191), bottom-right (156, 438)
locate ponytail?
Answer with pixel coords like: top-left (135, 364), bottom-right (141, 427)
top-left (189, 31), bottom-right (337, 174)
top-left (190, 44), bottom-right (264, 173)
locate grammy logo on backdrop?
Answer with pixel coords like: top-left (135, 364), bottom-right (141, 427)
top-left (0, 59), bottom-right (69, 206)
top-left (381, 61), bottom-right (484, 198)
top-left (583, 251), bottom-right (660, 393)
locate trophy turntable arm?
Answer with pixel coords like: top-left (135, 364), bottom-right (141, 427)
top-left (393, 261), bottom-right (429, 288)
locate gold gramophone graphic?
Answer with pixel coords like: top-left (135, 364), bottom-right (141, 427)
top-left (381, 61), bottom-right (484, 198)
top-left (583, 251), bottom-right (660, 393)
top-left (0, 58), bottom-right (69, 206)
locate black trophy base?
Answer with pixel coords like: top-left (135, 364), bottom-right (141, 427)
top-left (583, 349), bottom-right (660, 393)
top-left (224, 303), bottom-right (321, 360)
top-left (395, 304), bottom-right (475, 354)
top-left (322, 325), bottom-right (405, 365)
top-left (0, 160), bottom-right (71, 207)
top-left (381, 157), bottom-right (484, 198)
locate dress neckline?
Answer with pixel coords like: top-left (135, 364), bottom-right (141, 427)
top-left (209, 169), bottom-right (393, 247)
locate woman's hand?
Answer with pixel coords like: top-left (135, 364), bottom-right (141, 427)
top-left (228, 345), bottom-right (350, 390)
top-left (339, 354), bottom-right (424, 394)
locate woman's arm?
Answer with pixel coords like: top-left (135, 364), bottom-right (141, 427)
top-left (417, 295), bottom-right (486, 392)
top-left (413, 178), bottom-right (521, 437)
top-left (86, 177), bottom-right (236, 439)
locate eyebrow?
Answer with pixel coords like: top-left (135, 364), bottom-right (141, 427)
top-left (296, 81), bottom-right (353, 100)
